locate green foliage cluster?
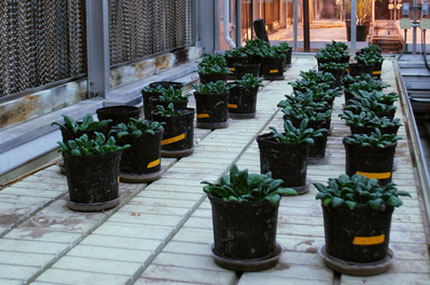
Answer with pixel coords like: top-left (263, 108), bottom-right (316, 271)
top-left (153, 103), bottom-right (182, 116)
top-left (268, 119), bottom-right (326, 145)
top-left (299, 70), bottom-right (336, 84)
top-left (193, 81), bottom-right (231, 95)
top-left (142, 85), bottom-right (164, 94)
top-left (109, 118), bottom-right (164, 139)
top-left (52, 114), bottom-right (112, 133)
top-left (339, 110), bottom-right (402, 129)
top-left (345, 79), bottom-right (388, 95)
top-left (224, 47), bottom-right (248, 59)
top-left (344, 128), bottom-right (401, 148)
top-left (278, 93), bottom-right (330, 113)
top-left (197, 54), bottom-right (231, 75)
top-left (356, 44), bottom-right (383, 65)
top-left (275, 42), bottom-right (292, 53)
top-left (157, 86), bottom-right (191, 102)
top-left (346, 93), bottom-right (397, 114)
top-left (315, 173), bottom-right (410, 210)
top-left (315, 41), bottom-right (349, 62)
top-left (57, 132), bottom-right (129, 156)
top-left (202, 164), bottom-right (297, 206)
top-left (343, 73), bottom-right (375, 88)
top-left (234, 73), bottom-right (264, 89)
top-left (243, 38), bottom-right (270, 57)
top-left (319, 62), bottom-right (348, 70)
top-left (282, 105), bottom-right (332, 123)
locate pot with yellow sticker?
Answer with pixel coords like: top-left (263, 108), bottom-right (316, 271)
top-left (315, 174), bottom-right (410, 274)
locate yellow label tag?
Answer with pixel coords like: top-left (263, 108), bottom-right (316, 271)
top-left (147, 158), bottom-right (160, 168)
top-left (373, 70), bottom-right (382, 75)
top-left (269, 69), bottom-right (279, 73)
top-left (117, 176), bottom-right (120, 183)
top-left (161, 133), bottom-right (185, 145)
top-left (356, 171), bottom-right (391, 179)
top-left (228, 103), bottom-right (238, 109)
top-left (229, 67), bottom-right (235, 71)
top-left (353, 234), bottom-right (385, 245)
top-left (345, 68), bottom-right (349, 72)
top-left (196, 113), bottom-right (209, 119)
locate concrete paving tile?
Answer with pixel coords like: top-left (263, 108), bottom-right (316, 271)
top-left (161, 171), bottom-right (220, 181)
top-left (3, 228), bottom-right (81, 243)
top-left (277, 235), bottom-right (325, 253)
top-left (340, 273), bottom-right (430, 284)
top-left (239, 274), bottom-right (332, 285)
top-left (10, 181), bottom-right (68, 192)
top-left (67, 244), bottom-right (152, 263)
top-left (163, 241), bottom-right (209, 256)
top-left (136, 189), bottom-right (203, 201)
top-left (0, 202), bottom-right (39, 227)
top-left (80, 234), bottom-right (162, 252)
top-left (119, 204), bottom-right (190, 216)
top-left (52, 255), bottom-right (141, 276)
top-left (153, 252), bottom-right (220, 270)
top-left (0, 250), bottom-right (54, 267)
top-left (135, 278), bottom-right (201, 285)
top-left (129, 197), bottom-right (198, 208)
top-left (390, 259), bottom-right (430, 273)
top-left (0, 239), bottom-right (68, 254)
top-left (92, 223), bottom-right (172, 240)
top-left (141, 265), bottom-right (236, 285)
top-left (391, 242), bottom-right (430, 260)
top-left (172, 228), bottom-right (212, 243)
top-left (22, 175), bottom-right (67, 185)
top-left (0, 279), bottom-right (25, 285)
top-left (0, 193), bottom-right (53, 206)
top-left (0, 187), bottom-right (64, 199)
top-left (242, 262), bottom-right (333, 280)
top-left (143, 184), bottom-right (203, 194)
top-left (277, 223), bottom-right (325, 237)
top-left (108, 212), bottom-right (182, 227)
top-left (0, 264), bottom-right (40, 280)
top-left (36, 269), bottom-right (130, 285)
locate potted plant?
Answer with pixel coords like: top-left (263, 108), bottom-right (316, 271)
top-left (345, 0), bottom-right (373, 41)
top-left (289, 80), bottom-right (332, 95)
top-left (315, 173), bottom-right (410, 275)
top-left (141, 81), bottom-right (184, 120)
top-left (343, 128), bottom-right (402, 185)
top-left (152, 103), bottom-right (195, 158)
top-left (344, 78), bottom-right (389, 105)
top-left (224, 47), bottom-right (249, 79)
top-left (315, 41), bottom-right (350, 67)
top-left (228, 73), bottom-right (263, 119)
top-left (358, 44), bottom-right (384, 79)
top-left (274, 42), bottom-right (293, 69)
top-left (193, 81), bottom-right (231, 129)
top-left (261, 47), bottom-right (286, 80)
top-left (148, 86), bottom-right (190, 116)
top-left (319, 62), bottom-right (348, 87)
top-left (257, 119), bottom-right (326, 194)
top-left (57, 132), bottom-right (129, 211)
top-left (339, 110), bottom-right (402, 135)
top-left (278, 93), bottom-right (331, 114)
top-left (197, 54), bottom-right (231, 84)
top-left (343, 73), bottom-right (374, 89)
top-left (96, 105), bottom-right (141, 132)
top-left (109, 118), bottom-right (165, 183)
top-left (243, 38), bottom-right (270, 76)
top-left (202, 164), bottom-right (297, 271)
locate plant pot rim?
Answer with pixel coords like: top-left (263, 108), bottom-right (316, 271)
top-left (207, 193), bottom-right (277, 208)
top-left (151, 108), bottom-right (195, 117)
top-left (117, 128), bottom-right (164, 140)
top-left (194, 91), bottom-right (229, 96)
top-left (257, 132), bottom-right (310, 147)
top-left (321, 202), bottom-right (394, 212)
top-left (63, 149), bottom-right (123, 160)
top-left (342, 136), bottom-right (398, 148)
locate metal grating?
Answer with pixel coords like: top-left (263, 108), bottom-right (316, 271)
top-left (109, 0), bottom-right (194, 66)
top-left (0, 0), bottom-right (87, 98)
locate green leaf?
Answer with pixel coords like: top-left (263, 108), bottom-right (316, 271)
top-left (264, 194), bottom-right (281, 206)
top-left (275, 187), bottom-right (298, 196)
top-left (344, 200), bottom-right (357, 210)
top-left (331, 197), bottom-right (344, 208)
top-left (323, 197), bottom-right (332, 207)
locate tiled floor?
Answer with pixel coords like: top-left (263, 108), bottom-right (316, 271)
top-left (0, 56), bottom-right (429, 285)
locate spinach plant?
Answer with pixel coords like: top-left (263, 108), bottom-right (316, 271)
top-left (339, 110), bottom-right (402, 129)
top-left (299, 70), bottom-right (336, 85)
top-left (152, 103), bottom-right (182, 116)
top-left (278, 93), bottom-right (330, 113)
top-left (224, 48), bottom-right (248, 59)
top-left (57, 132), bottom-right (129, 156)
top-left (346, 96), bottom-right (397, 114)
top-left (202, 164), bottom-right (297, 206)
top-left (344, 128), bottom-right (401, 148)
top-left (235, 73), bottom-right (264, 89)
top-left (52, 114), bottom-right (112, 134)
top-left (109, 118), bottom-right (164, 138)
top-left (269, 119), bottom-right (326, 145)
top-left (319, 62), bottom-right (348, 71)
top-left (282, 105), bottom-right (332, 123)
top-left (157, 86), bottom-right (191, 102)
top-left (315, 173), bottom-right (410, 210)
top-left (193, 81), bottom-right (231, 94)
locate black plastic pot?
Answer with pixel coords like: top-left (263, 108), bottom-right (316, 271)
top-left (142, 81), bottom-right (184, 120)
top-left (372, 60), bottom-right (384, 79)
top-left (225, 57), bottom-right (248, 80)
top-left (234, 63), bottom-right (261, 78)
top-left (262, 57), bottom-right (285, 80)
top-left (119, 129), bottom-right (163, 175)
top-left (198, 73), bottom-right (229, 84)
top-left (323, 204), bottom-right (394, 263)
top-left (194, 92), bottom-right (229, 129)
top-left (247, 54), bottom-right (264, 76)
top-left (228, 86), bottom-right (259, 119)
top-left (64, 150), bottom-right (122, 209)
top-left (285, 49), bottom-right (292, 65)
top-left (208, 193), bottom-right (279, 260)
top-left (346, 21), bottom-right (368, 41)
top-left (257, 133), bottom-right (309, 192)
top-left (343, 137), bottom-right (397, 185)
top-left (148, 97), bottom-right (188, 116)
top-left (348, 63), bottom-right (374, 77)
top-left (350, 124), bottom-right (400, 135)
top-left (152, 108), bottom-right (195, 157)
top-left (307, 119), bottom-right (330, 163)
top-left (96, 105), bottom-right (140, 130)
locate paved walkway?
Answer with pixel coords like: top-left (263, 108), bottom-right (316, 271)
top-left (0, 56), bottom-right (429, 284)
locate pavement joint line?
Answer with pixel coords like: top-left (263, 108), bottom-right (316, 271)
top-left (126, 83), bottom-right (287, 284)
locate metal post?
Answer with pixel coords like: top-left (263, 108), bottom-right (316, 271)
top-left (413, 0), bottom-right (417, 54)
top-left (86, 0), bottom-right (110, 99)
top-left (351, 0), bottom-right (357, 54)
top-left (235, 0), bottom-right (242, 47)
top-left (293, 0), bottom-right (298, 52)
top-left (303, 0), bottom-right (310, 51)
